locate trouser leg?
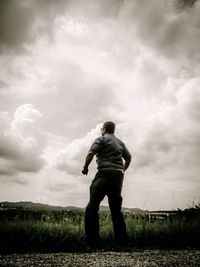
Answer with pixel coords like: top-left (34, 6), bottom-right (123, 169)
top-left (108, 189), bottom-right (128, 244)
top-left (85, 177), bottom-right (105, 246)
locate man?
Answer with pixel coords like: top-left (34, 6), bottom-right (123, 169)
top-left (82, 121), bottom-right (132, 247)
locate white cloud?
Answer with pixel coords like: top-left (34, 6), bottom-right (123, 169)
top-left (0, 104), bottom-right (46, 177)
top-left (55, 124), bottom-right (102, 175)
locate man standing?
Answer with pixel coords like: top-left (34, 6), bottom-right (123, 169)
top-left (82, 121), bottom-right (132, 247)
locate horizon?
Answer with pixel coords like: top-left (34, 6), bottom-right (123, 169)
top-left (0, 0), bottom-right (200, 211)
top-left (0, 200), bottom-right (197, 212)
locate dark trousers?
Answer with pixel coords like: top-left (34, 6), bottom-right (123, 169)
top-left (85, 170), bottom-right (128, 245)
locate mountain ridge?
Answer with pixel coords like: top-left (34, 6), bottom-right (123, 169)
top-left (0, 201), bottom-right (145, 213)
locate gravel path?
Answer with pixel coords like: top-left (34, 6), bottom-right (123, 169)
top-left (0, 250), bottom-right (200, 267)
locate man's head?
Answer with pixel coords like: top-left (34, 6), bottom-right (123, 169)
top-left (101, 121), bottom-right (115, 135)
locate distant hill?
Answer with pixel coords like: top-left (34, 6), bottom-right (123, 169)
top-left (0, 201), bottom-right (147, 214)
top-left (100, 205), bottom-right (146, 214)
top-left (0, 201), bottom-right (83, 212)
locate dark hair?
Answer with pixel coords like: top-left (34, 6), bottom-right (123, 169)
top-left (103, 121), bottom-right (115, 134)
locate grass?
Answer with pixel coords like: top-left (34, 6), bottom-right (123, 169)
top-left (0, 220), bottom-right (85, 253)
top-left (0, 209), bottom-right (200, 253)
top-left (126, 214), bottom-right (200, 248)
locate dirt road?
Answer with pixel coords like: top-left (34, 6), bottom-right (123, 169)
top-left (0, 250), bottom-right (200, 267)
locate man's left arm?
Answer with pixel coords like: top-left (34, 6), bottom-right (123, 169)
top-left (124, 157), bottom-right (131, 171)
top-left (122, 144), bottom-right (132, 171)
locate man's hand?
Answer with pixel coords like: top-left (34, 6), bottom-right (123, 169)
top-left (82, 151), bottom-right (94, 176)
top-left (124, 158), bottom-right (131, 171)
top-left (82, 167), bottom-right (88, 175)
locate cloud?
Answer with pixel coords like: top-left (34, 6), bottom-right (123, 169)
top-left (0, 135), bottom-right (44, 175)
top-left (0, 104), bottom-right (46, 176)
top-left (1, 0), bottom-right (200, 63)
top-left (55, 124), bottom-right (102, 175)
top-left (0, 5), bottom-right (125, 137)
top-left (0, 110), bottom-right (10, 132)
top-left (119, 0), bottom-right (200, 64)
top-left (11, 104), bottom-right (45, 142)
top-left (0, 0), bottom-right (124, 52)
top-left (122, 75), bottom-right (200, 179)
top-left (0, 0), bottom-right (200, 209)
top-left (0, 0), bottom-right (68, 52)
top-left (177, 0), bottom-right (198, 8)
top-left (0, 0), bottom-right (34, 50)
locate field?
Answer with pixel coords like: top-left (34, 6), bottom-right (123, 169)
top-left (0, 202), bottom-right (200, 253)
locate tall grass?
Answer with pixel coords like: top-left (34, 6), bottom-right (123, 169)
top-left (0, 210), bottom-right (200, 253)
top-left (126, 213), bottom-right (200, 248)
top-left (0, 220), bottom-right (85, 253)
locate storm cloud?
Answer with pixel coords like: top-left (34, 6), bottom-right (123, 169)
top-left (0, 0), bottom-right (68, 51)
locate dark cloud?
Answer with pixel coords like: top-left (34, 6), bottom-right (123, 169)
top-left (0, 134), bottom-right (22, 159)
top-left (0, 0), bottom-right (68, 51)
top-left (0, 0), bottom-right (34, 50)
top-left (119, 0), bottom-right (200, 60)
top-left (0, 134), bottom-right (45, 175)
top-left (177, 0), bottom-right (198, 8)
top-left (0, 0), bottom-right (124, 52)
top-left (1, 0), bottom-right (199, 58)
top-left (0, 80), bottom-right (8, 90)
top-left (67, 0), bottom-right (124, 19)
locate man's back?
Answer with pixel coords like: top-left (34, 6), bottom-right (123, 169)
top-left (90, 133), bottom-right (131, 170)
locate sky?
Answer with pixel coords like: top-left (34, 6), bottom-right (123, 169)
top-left (0, 0), bottom-right (200, 211)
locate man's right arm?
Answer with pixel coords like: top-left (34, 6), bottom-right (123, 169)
top-left (82, 137), bottom-right (103, 175)
top-left (82, 151), bottom-right (94, 175)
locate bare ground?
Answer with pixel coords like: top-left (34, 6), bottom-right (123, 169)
top-left (0, 250), bottom-right (200, 267)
